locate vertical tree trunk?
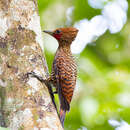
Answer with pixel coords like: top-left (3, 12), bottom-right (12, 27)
top-left (0, 0), bottom-right (63, 129)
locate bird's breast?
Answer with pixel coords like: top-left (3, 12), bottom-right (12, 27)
top-left (53, 50), bottom-right (77, 103)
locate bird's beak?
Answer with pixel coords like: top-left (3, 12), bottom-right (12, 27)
top-left (43, 30), bottom-right (53, 36)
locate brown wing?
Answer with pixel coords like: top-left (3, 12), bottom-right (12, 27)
top-left (53, 56), bottom-right (77, 111)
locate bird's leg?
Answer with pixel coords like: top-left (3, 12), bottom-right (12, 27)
top-left (26, 71), bottom-right (57, 112)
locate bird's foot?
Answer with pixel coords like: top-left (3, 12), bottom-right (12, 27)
top-left (26, 71), bottom-right (58, 111)
top-left (26, 71), bottom-right (47, 83)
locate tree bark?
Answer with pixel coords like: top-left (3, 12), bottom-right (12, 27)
top-left (0, 0), bottom-right (63, 129)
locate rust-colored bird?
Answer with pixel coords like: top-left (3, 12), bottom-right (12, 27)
top-left (44, 27), bottom-right (78, 126)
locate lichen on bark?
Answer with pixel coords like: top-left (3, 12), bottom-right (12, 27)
top-left (0, 0), bottom-right (63, 129)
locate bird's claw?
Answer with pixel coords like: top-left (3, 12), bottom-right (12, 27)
top-left (26, 71), bottom-right (36, 77)
top-left (26, 71), bottom-right (47, 83)
top-left (25, 71), bottom-right (57, 112)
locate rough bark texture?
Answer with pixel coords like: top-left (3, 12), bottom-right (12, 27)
top-left (0, 0), bottom-right (63, 129)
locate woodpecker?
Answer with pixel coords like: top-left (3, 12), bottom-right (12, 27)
top-left (43, 27), bottom-right (78, 127)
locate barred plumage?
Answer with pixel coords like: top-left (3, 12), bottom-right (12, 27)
top-left (44, 27), bottom-right (78, 127)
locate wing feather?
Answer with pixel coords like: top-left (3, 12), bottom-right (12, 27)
top-left (53, 59), bottom-right (70, 111)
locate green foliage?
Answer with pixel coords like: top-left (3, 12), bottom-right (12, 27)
top-left (0, 127), bottom-right (9, 130)
top-left (74, 0), bottom-right (101, 21)
top-left (38, 0), bottom-right (56, 13)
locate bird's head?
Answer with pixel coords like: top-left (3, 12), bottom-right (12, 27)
top-left (43, 27), bottom-right (78, 44)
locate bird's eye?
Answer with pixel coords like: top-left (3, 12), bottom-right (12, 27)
top-left (56, 30), bottom-right (61, 34)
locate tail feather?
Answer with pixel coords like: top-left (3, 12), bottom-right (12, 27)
top-left (60, 108), bottom-right (66, 127)
top-left (59, 94), bottom-right (70, 127)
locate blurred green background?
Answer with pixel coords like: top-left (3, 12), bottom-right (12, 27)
top-left (38, 0), bottom-right (130, 130)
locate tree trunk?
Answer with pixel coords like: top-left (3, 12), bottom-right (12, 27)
top-left (0, 0), bottom-right (63, 129)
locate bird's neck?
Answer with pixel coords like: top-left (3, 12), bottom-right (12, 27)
top-left (58, 42), bottom-right (72, 55)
